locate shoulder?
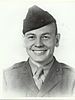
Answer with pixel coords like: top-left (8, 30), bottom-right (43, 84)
top-left (3, 61), bottom-right (28, 77)
top-left (3, 60), bottom-right (30, 90)
top-left (59, 62), bottom-right (75, 79)
top-left (54, 56), bottom-right (75, 78)
top-left (60, 62), bottom-right (75, 72)
top-left (54, 57), bottom-right (75, 74)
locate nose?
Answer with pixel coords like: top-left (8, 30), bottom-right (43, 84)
top-left (35, 37), bottom-right (43, 47)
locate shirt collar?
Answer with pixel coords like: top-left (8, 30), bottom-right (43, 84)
top-left (29, 57), bottom-right (54, 76)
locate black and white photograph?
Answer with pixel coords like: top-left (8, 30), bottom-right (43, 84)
top-left (0, 0), bottom-right (75, 99)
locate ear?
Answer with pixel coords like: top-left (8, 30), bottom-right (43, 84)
top-left (55, 33), bottom-right (60, 47)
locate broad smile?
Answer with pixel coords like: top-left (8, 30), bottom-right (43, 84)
top-left (32, 50), bottom-right (47, 55)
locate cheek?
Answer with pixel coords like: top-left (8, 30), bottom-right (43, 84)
top-left (24, 40), bottom-right (34, 49)
top-left (43, 39), bottom-right (56, 48)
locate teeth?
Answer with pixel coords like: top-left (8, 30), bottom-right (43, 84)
top-left (33, 50), bottom-right (46, 55)
top-left (34, 51), bottom-right (43, 53)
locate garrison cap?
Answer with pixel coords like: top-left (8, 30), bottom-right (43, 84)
top-left (23, 5), bottom-right (56, 34)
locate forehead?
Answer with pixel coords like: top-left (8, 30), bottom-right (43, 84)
top-left (25, 23), bottom-right (56, 35)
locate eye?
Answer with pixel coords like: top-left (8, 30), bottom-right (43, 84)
top-left (27, 35), bottom-right (36, 40)
top-left (42, 35), bottom-right (51, 40)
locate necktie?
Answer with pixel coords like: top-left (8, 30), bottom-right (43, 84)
top-left (33, 67), bottom-right (45, 89)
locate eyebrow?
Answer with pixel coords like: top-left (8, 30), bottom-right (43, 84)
top-left (41, 32), bottom-right (52, 35)
top-left (25, 33), bottom-right (35, 36)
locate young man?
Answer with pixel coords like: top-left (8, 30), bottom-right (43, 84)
top-left (3, 5), bottom-right (75, 97)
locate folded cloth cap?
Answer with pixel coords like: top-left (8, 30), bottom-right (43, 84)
top-left (23, 5), bottom-right (56, 34)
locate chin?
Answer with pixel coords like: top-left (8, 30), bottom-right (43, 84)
top-left (33, 59), bottom-right (45, 63)
top-left (31, 56), bottom-right (49, 63)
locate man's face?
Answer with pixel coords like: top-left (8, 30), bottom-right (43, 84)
top-left (24, 23), bottom-right (60, 63)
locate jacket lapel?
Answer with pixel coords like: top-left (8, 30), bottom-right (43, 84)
top-left (23, 60), bottom-right (39, 96)
top-left (37, 58), bottom-right (63, 97)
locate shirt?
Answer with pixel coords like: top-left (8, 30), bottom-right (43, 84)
top-left (29, 57), bottom-right (54, 89)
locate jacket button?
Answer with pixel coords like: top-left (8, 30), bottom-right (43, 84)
top-left (56, 68), bottom-right (60, 72)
